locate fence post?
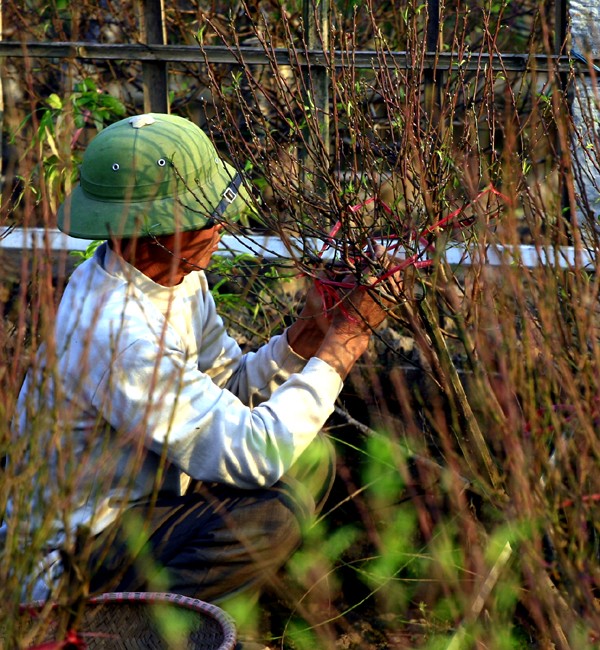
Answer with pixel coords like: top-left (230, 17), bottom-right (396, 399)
top-left (425, 0), bottom-right (441, 124)
top-left (140, 0), bottom-right (169, 113)
top-left (300, 0), bottom-right (330, 194)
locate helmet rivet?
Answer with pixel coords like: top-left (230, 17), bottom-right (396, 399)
top-left (112, 163), bottom-right (120, 171)
top-left (157, 158), bottom-right (166, 167)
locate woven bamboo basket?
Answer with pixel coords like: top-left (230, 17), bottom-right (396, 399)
top-left (14, 592), bottom-right (237, 649)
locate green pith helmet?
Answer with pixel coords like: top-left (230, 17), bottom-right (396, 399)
top-left (57, 113), bottom-right (250, 239)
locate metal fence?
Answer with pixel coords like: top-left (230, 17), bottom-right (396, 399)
top-left (0, 0), bottom-right (589, 269)
top-left (0, 0), bottom-right (574, 138)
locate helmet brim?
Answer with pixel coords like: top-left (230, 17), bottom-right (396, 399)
top-left (58, 158), bottom-right (251, 240)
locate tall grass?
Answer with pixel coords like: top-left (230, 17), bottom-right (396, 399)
top-left (2, 0), bottom-right (600, 647)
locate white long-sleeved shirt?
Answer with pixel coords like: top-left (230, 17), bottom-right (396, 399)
top-left (11, 242), bottom-right (343, 548)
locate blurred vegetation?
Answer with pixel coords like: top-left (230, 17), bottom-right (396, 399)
top-left (2, 0), bottom-right (600, 648)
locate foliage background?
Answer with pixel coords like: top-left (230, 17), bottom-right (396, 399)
top-left (2, 0), bottom-right (600, 648)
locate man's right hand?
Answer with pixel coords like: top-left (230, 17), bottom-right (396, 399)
top-left (316, 260), bottom-right (401, 378)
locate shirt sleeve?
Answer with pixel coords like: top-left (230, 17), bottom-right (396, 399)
top-left (215, 330), bottom-right (312, 407)
top-left (189, 277), bottom-right (310, 407)
top-left (92, 336), bottom-right (343, 488)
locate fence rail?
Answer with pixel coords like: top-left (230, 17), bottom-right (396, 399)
top-left (0, 227), bottom-right (594, 271)
top-left (0, 42), bottom-right (575, 73)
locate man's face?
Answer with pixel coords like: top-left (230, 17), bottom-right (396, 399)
top-left (114, 223), bottom-right (225, 286)
top-left (174, 224), bottom-right (224, 273)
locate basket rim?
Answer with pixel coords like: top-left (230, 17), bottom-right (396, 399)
top-left (19, 591), bottom-right (237, 650)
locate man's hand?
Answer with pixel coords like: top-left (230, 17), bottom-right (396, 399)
top-left (286, 278), bottom-right (332, 359)
top-left (314, 281), bottom-right (385, 379)
top-left (288, 248), bottom-right (403, 377)
top-left (299, 279), bottom-right (333, 334)
top-left (316, 254), bottom-right (403, 378)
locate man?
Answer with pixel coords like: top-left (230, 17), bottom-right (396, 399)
top-left (12, 113), bottom-right (394, 604)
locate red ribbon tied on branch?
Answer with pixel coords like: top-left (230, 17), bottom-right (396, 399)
top-left (313, 183), bottom-right (509, 315)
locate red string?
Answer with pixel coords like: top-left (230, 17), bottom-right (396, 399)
top-left (338, 183), bottom-right (508, 283)
top-left (560, 494), bottom-right (600, 509)
top-left (314, 277), bottom-right (360, 323)
top-left (312, 220), bottom-right (358, 322)
top-left (316, 220), bottom-right (342, 258)
top-left (312, 184), bottom-right (509, 316)
top-left (30, 630), bottom-right (87, 650)
top-left (417, 185), bottom-right (507, 238)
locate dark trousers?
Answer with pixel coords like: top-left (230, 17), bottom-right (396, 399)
top-left (87, 434), bottom-right (335, 603)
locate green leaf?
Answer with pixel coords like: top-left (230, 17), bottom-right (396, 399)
top-left (46, 94), bottom-right (63, 110)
